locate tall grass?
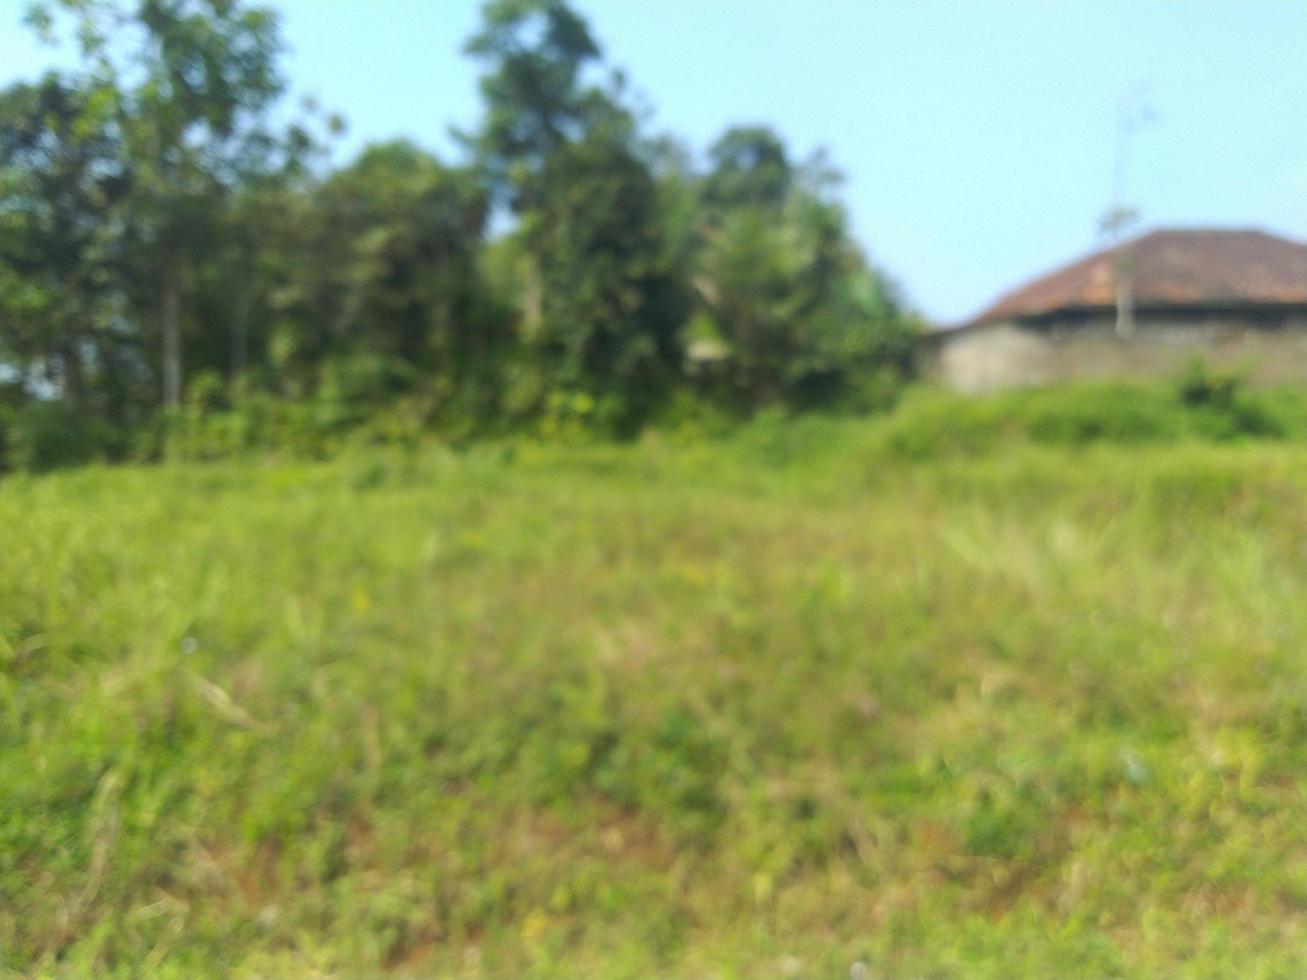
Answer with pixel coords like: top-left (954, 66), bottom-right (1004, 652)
top-left (5, 405), bottom-right (1307, 975)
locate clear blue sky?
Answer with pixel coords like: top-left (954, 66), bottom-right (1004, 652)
top-left (3, 0), bottom-right (1305, 323)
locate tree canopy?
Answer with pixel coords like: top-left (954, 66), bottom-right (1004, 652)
top-left (0, 0), bottom-right (920, 470)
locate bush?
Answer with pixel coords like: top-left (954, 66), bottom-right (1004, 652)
top-left (163, 393), bottom-right (334, 463)
top-left (645, 389), bottom-right (739, 442)
top-left (314, 355), bottom-right (416, 432)
top-left (1022, 384), bottom-right (1179, 444)
top-left (1, 400), bottom-right (118, 473)
top-left (158, 358), bottom-right (426, 463)
top-left (1175, 360), bottom-right (1288, 440)
top-left (878, 372), bottom-right (1307, 460)
top-left (880, 388), bottom-right (1015, 458)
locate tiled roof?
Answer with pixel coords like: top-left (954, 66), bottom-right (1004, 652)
top-left (972, 229), bottom-right (1307, 325)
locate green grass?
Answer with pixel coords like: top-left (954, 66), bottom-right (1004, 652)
top-left (6, 408), bottom-right (1307, 976)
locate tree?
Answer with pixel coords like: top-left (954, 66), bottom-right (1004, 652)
top-left (464, 0), bottom-right (690, 427)
top-left (0, 0), bottom-right (921, 469)
top-left (30, 0), bottom-right (288, 408)
top-left (0, 74), bottom-right (132, 415)
top-left (527, 121), bottom-right (687, 406)
top-left (693, 135), bottom-right (916, 408)
top-left (462, 0), bottom-right (605, 213)
top-left (292, 142), bottom-right (497, 375)
top-left (701, 126), bottom-right (793, 216)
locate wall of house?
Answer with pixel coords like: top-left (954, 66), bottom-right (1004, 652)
top-left (925, 310), bottom-right (1307, 393)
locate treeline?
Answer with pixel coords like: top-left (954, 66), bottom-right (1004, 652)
top-left (0, 0), bottom-right (921, 470)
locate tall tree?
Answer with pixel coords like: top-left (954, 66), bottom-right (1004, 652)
top-left (464, 0), bottom-right (689, 425)
top-left (701, 126), bottom-right (793, 216)
top-left (694, 133), bottom-right (916, 407)
top-left (282, 141), bottom-right (497, 378)
top-left (30, 0), bottom-right (287, 408)
top-left (462, 0), bottom-right (604, 213)
top-left (527, 120), bottom-right (687, 400)
top-left (0, 74), bottom-right (131, 414)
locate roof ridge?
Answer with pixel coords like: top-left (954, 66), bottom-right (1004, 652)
top-left (968, 226), bottom-right (1307, 325)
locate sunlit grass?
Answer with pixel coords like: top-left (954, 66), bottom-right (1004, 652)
top-left (5, 419), bottom-right (1307, 976)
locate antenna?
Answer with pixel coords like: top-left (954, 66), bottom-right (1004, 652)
top-left (1099, 85), bottom-right (1156, 336)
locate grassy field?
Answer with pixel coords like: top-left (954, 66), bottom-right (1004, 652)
top-left (6, 405), bottom-right (1307, 976)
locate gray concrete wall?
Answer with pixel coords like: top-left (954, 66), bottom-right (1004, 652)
top-left (925, 311), bottom-right (1307, 393)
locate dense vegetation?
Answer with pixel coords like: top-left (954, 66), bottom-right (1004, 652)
top-left (0, 0), bottom-right (918, 472)
top-left (880, 365), bottom-right (1307, 456)
top-left (6, 398), bottom-right (1307, 976)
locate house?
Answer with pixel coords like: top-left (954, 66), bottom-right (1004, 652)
top-left (925, 228), bottom-right (1307, 392)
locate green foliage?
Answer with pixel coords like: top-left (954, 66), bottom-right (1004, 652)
top-left (1176, 359), bottom-right (1286, 439)
top-left (694, 144), bottom-right (918, 410)
top-left (524, 121), bottom-right (688, 422)
top-left (644, 388), bottom-right (739, 441)
top-left (701, 125), bottom-right (793, 214)
top-left (462, 0), bottom-right (605, 209)
top-left (159, 357), bottom-right (421, 462)
top-left (287, 141), bottom-right (499, 375)
top-left (0, 398), bottom-right (119, 471)
top-left (882, 378), bottom-right (1307, 459)
top-left (0, 73), bottom-right (132, 416)
top-left (462, 0), bottom-right (694, 429)
top-left (3, 0), bottom-right (921, 468)
top-left (8, 436), bottom-right (1307, 973)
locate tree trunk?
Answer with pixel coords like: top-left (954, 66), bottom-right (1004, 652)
top-left (523, 259), bottom-right (544, 331)
top-left (162, 262), bottom-right (183, 409)
top-left (231, 276), bottom-right (253, 383)
top-left (58, 343), bottom-right (84, 414)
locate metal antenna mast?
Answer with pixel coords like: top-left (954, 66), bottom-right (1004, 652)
top-left (1100, 85), bottom-right (1156, 336)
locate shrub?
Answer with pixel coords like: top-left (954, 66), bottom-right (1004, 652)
top-left (646, 389), bottom-right (739, 442)
top-left (1175, 360), bottom-right (1288, 440)
top-left (878, 373), bottom-right (1307, 461)
top-left (1, 400), bottom-right (117, 472)
top-left (1022, 384), bottom-right (1179, 444)
top-left (314, 355), bottom-right (416, 432)
top-left (880, 388), bottom-right (1014, 458)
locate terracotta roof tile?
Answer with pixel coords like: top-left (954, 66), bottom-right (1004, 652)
top-left (972, 229), bottom-right (1307, 325)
